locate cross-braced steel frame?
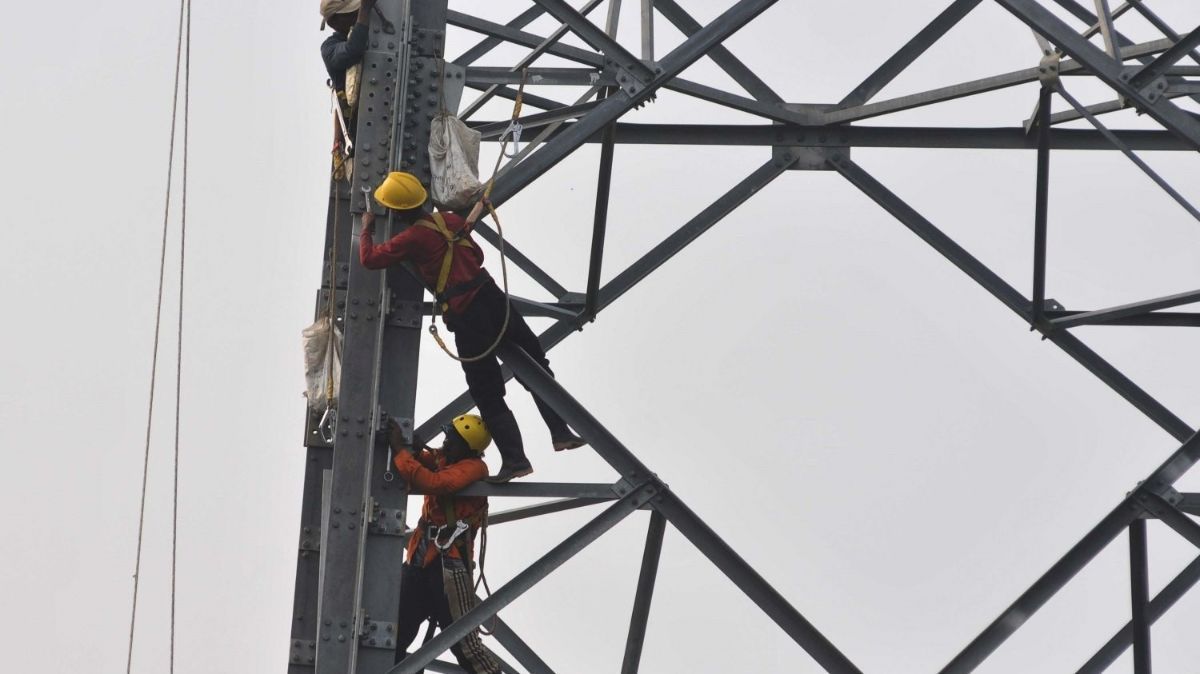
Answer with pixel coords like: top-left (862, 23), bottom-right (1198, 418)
top-left (288, 1), bottom-right (1200, 672)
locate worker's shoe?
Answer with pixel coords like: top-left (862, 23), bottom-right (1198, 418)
top-left (552, 432), bottom-right (586, 452)
top-left (487, 462), bottom-right (533, 484)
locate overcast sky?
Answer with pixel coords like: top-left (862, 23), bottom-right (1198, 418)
top-left (2, 1), bottom-right (1199, 673)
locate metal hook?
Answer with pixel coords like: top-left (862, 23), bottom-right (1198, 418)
top-left (499, 121), bottom-right (523, 158)
top-left (318, 407), bottom-right (336, 444)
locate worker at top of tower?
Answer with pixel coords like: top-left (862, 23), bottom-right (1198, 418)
top-left (319, 0), bottom-right (375, 107)
top-left (359, 171), bottom-right (586, 483)
top-left (388, 414), bottom-right (502, 674)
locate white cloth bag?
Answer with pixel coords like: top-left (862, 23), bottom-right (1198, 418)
top-left (429, 112), bottom-right (484, 210)
top-left (302, 317), bottom-right (342, 415)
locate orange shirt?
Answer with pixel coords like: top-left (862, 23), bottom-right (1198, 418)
top-left (393, 449), bottom-right (489, 567)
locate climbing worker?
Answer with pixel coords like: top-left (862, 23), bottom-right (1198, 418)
top-left (359, 172), bottom-right (585, 483)
top-left (389, 415), bottom-right (502, 674)
top-left (320, 0), bottom-right (375, 94)
top-left (320, 0), bottom-right (376, 164)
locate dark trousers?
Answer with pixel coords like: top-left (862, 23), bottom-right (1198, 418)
top-left (393, 562), bottom-right (500, 674)
top-left (448, 280), bottom-right (570, 440)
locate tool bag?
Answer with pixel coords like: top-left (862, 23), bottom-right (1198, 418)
top-left (429, 111), bottom-right (483, 211)
top-left (302, 316), bottom-right (342, 415)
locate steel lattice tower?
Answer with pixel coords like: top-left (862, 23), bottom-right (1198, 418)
top-left (288, 1), bottom-right (1200, 672)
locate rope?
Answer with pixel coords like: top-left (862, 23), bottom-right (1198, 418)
top-left (169, 2), bottom-right (191, 670)
top-left (426, 69), bottom-right (525, 363)
top-left (126, 0), bottom-right (188, 671)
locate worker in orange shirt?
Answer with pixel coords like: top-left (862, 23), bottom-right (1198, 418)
top-left (360, 172), bottom-right (585, 483)
top-left (389, 414), bottom-right (502, 674)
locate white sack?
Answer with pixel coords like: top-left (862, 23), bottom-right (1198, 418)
top-left (429, 112), bottom-right (483, 211)
top-left (303, 317), bottom-right (343, 415)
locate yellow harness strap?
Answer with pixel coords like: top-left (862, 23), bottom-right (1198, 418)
top-left (415, 212), bottom-right (475, 310)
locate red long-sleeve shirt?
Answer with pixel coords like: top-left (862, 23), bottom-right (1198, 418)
top-left (359, 212), bottom-right (486, 314)
top-left (394, 449), bottom-right (489, 567)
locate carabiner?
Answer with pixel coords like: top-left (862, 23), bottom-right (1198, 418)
top-left (499, 121), bottom-right (523, 158)
top-left (318, 407), bottom-right (337, 444)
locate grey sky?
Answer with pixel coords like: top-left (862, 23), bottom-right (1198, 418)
top-left (2, 1), bottom-right (1199, 672)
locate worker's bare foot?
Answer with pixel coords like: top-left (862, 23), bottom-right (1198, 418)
top-left (552, 433), bottom-right (586, 452)
top-left (487, 462), bottom-right (533, 483)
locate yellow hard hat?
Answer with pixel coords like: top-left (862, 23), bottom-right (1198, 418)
top-left (447, 414), bottom-right (491, 453)
top-left (374, 172), bottom-right (428, 210)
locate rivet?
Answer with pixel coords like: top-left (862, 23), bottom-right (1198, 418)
top-left (338, 635), bottom-right (346, 643)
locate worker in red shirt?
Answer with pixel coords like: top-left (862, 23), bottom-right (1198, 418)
top-left (359, 172), bottom-right (585, 483)
top-left (389, 415), bottom-right (501, 674)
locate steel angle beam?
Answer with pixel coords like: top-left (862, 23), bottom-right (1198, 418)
top-left (471, 121), bottom-right (1195, 150)
top-left (1128, 519), bottom-right (1152, 674)
top-left (1051, 289), bottom-right (1200, 329)
top-left (1130, 24), bottom-right (1200, 88)
top-left (488, 498), bottom-right (609, 525)
top-left (994, 0), bottom-right (1200, 148)
top-left (446, 11), bottom-right (606, 68)
top-left (471, 221), bottom-right (568, 298)
top-left (453, 6), bottom-right (546, 67)
top-left (825, 38), bottom-right (1174, 124)
top-left (465, 67), bottom-right (612, 87)
top-left (385, 487), bottom-right (658, 674)
top-left (498, 345), bottom-right (863, 673)
top-left (830, 157), bottom-right (1193, 442)
top-left (838, 0), bottom-right (983, 108)
top-left (939, 429), bottom-right (1200, 673)
top-left (1043, 310), bottom-right (1200, 328)
top-left (532, 0), bottom-right (654, 84)
top-left (652, 0), bottom-right (783, 103)
top-left (1079, 553), bottom-right (1200, 673)
top-left (621, 511), bottom-right (667, 674)
top-left (489, 0), bottom-right (781, 205)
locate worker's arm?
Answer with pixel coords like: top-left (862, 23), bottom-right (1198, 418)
top-left (394, 453), bottom-right (487, 494)
top-left (359, 213), bottom-right (419, 269)
top-left (322, 5), bottom-right (373, 74)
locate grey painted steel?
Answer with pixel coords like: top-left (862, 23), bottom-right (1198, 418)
top-left (620, 511), bottom-right (666, 674)
top-left (666, 78), bottom-right (812, 125)
top-left (838, 0), bottom-right (983, 108)
top-left (1092, 0), bottom-right (1121, 59)
top-left (488, 498), bottom-right (609, 526)
top-left (825, 38), bottom-right (1173, 124)
top-left (473, 121), bottom-right (1195, 151)
top-left (586, 114), bottom-right (616, 319)
top-left (1178, 493), bottom-right (1200, 515)
top-left (640, 0), bottom-right (653, 61)
top-left (1130, 24), bottom-right (1200, 88)
top-left (489, 0), bottom-right (781, 206)
top-left (940, 429), bottom-right (1200, 673)
top-left (1032, 87), bottom-right (1051, 326)
top-left (386, 487), bottom-right (658, 674)
top-left (1052, 289), bottom-right (1200, 329)
top-left (474, 102), bottom-right (604, 139)
top-left (531, 0), bottom-right (654, 83)
top-left (473, 222), bottom-right (568, 299)
top-left (465, 67), bottom-right (611, 87)
top-left (453, 6), bottom-right (546, 67)
top-left (831, 157), bottom-right (1194, 443)
top-left (652, 0), bottom-right (783, 103)
top-left (1079, 554), bottom-right (1200, 673)
top-left (1128, 519), bottom-right (1152, 674)
top-left (422, 481), bottom-right (621, 499)
top-left (487, 615), bottom-right (558, 674)
top-left (446, 11), bottom-right (605, 68)
top-left (1128, 2), bottom-right (1200, 70)
top-left (1052, 83), bottom-right (1200, 223)
top-left (995, 0), bottom-right (1200, 148)
top-left (464, 83), bottom-right (568, 114)
top-left (1143, 494), bottom-right (1200, 549)
top-left (498, 345), bottom-right (863, 673)
top-left (1044, 310), bottom-right (1200, 328)
top-left (455, 0), bottom-right (609, 120)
